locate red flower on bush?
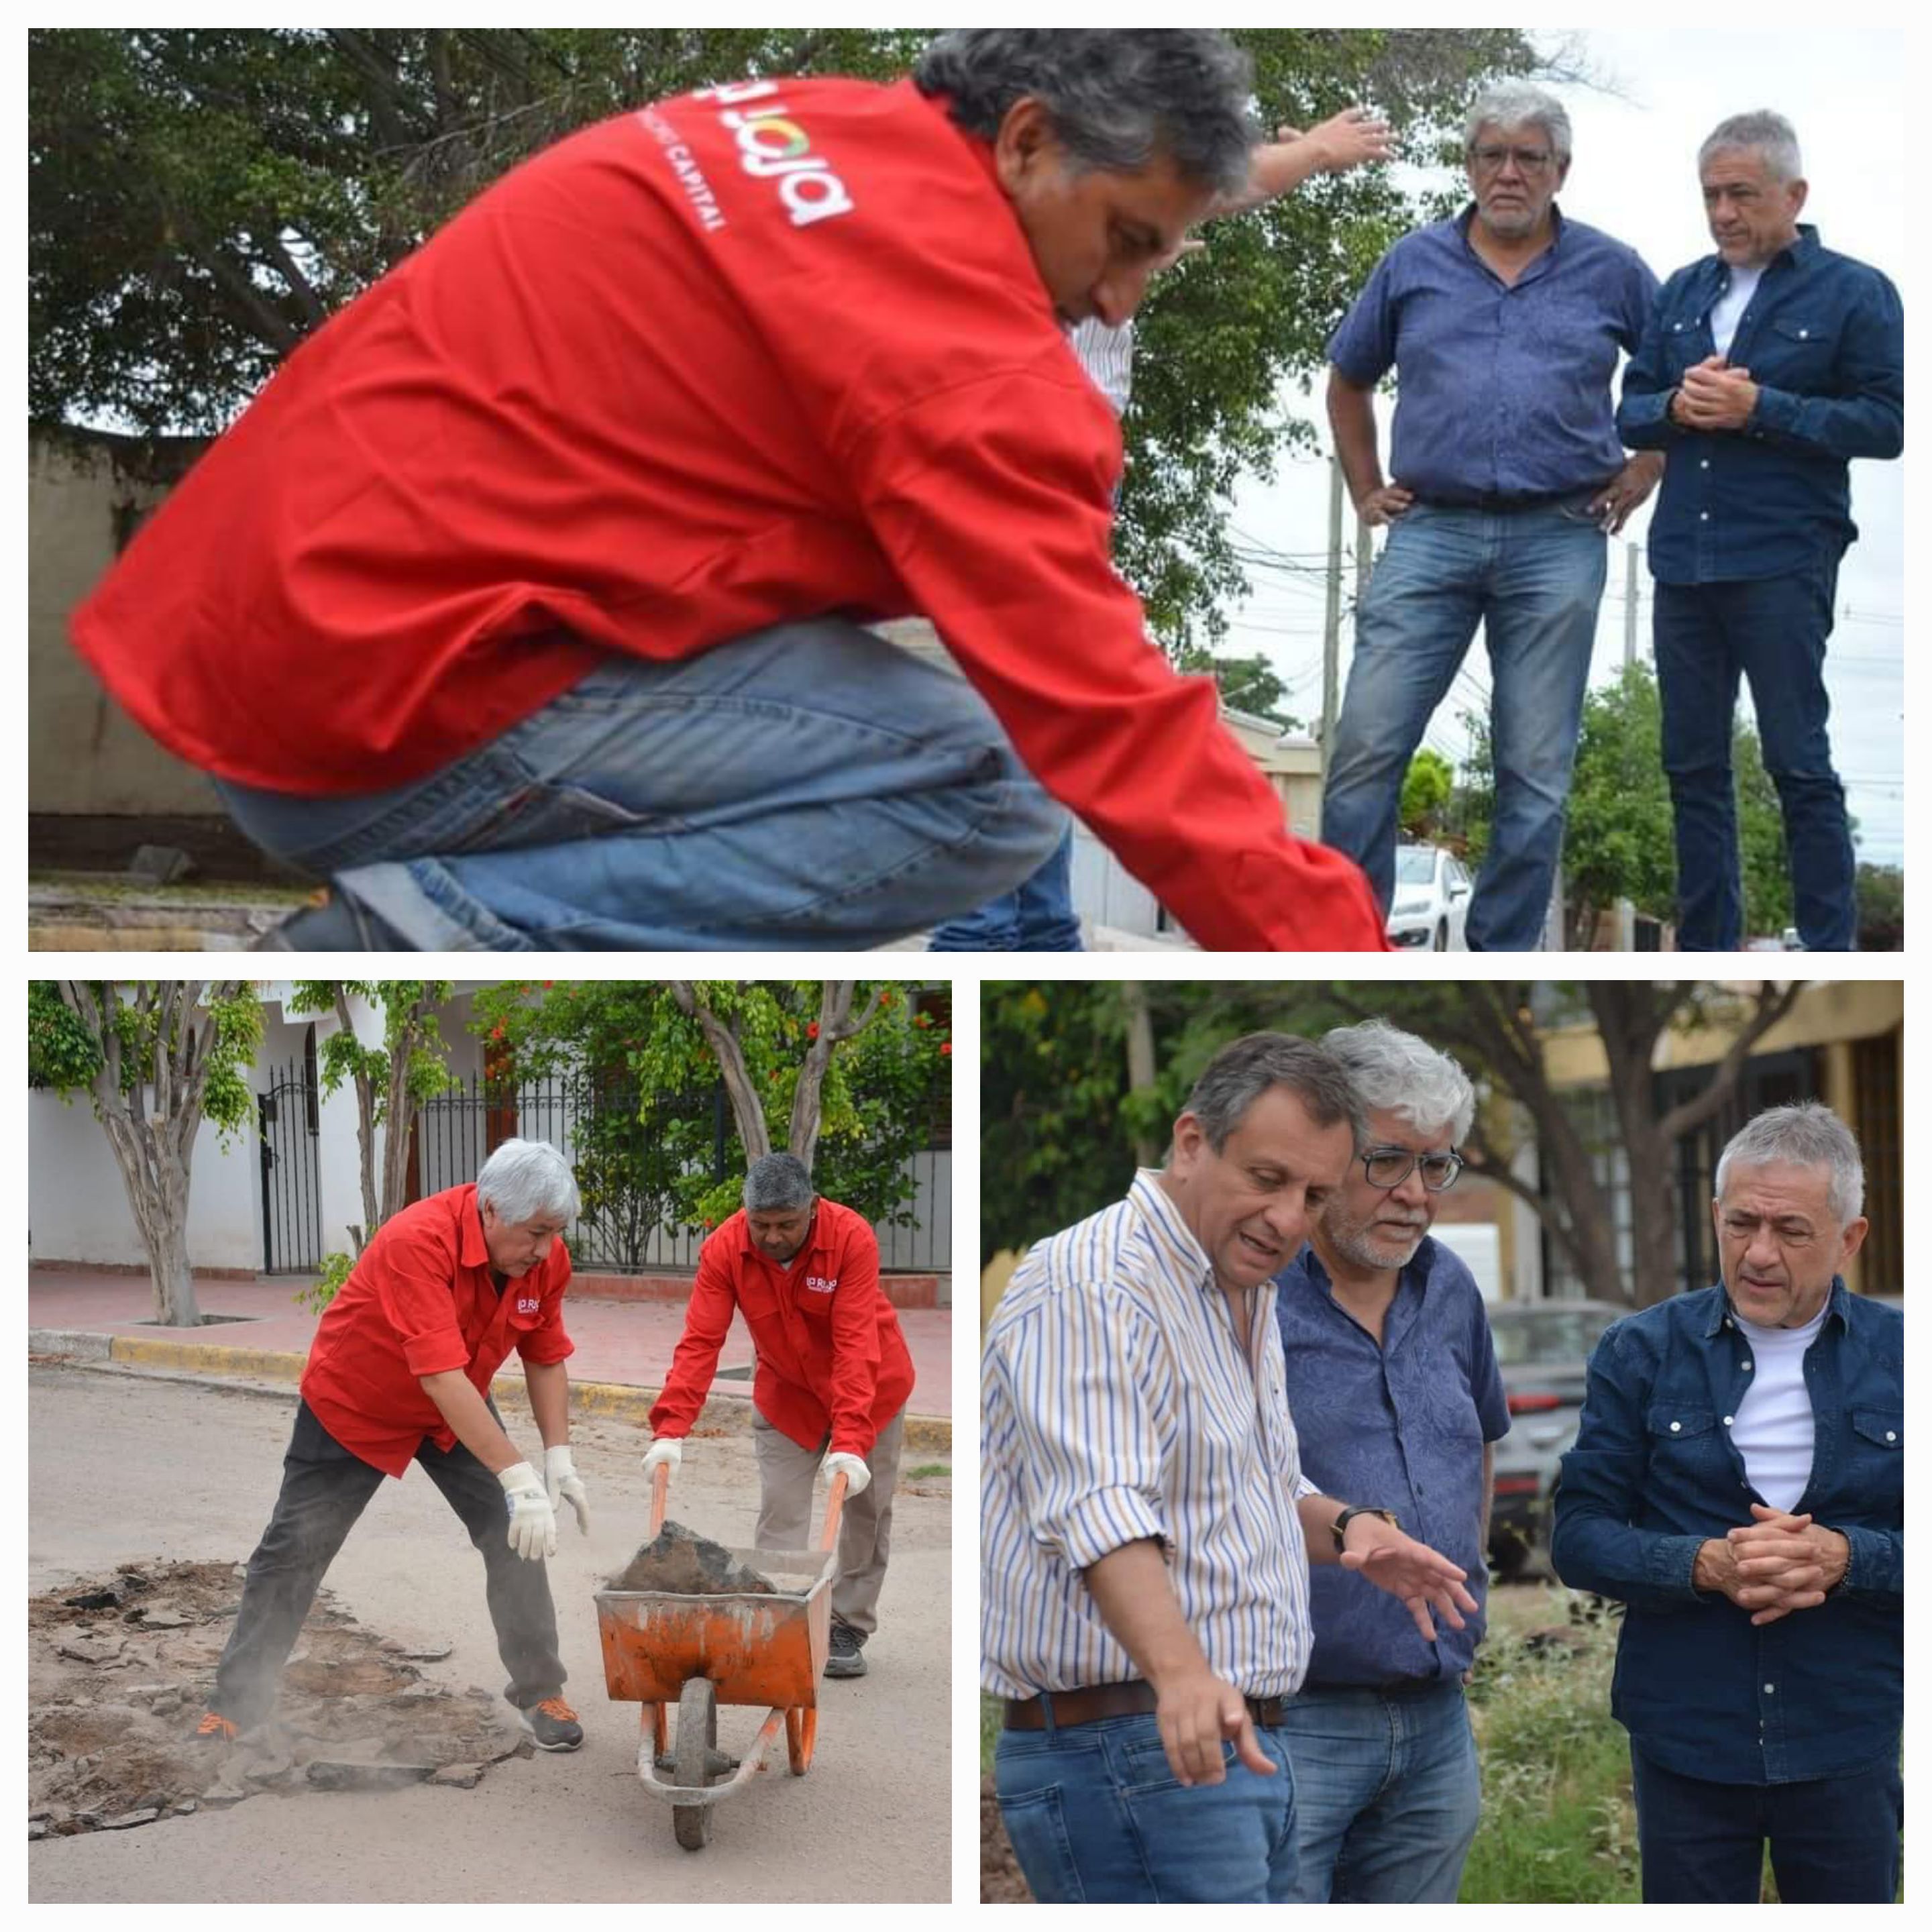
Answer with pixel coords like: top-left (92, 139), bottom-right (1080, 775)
top-left (806, 1023), bottom-right (819, 1039)
top-left (940, 1042), bottom-right (952, 1057)
top-left (490, 1025), bottom-right (505, 1041)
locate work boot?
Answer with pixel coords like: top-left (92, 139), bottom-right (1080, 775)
top-left (193, 1711), bottom-right (239, 1749)
top-left (519, 1697), bottom-right (584, 1752)
top-left (824, 1622), bottom-right (868, 1679)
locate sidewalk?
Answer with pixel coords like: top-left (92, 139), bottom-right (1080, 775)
top-left (28, 1267), bottom-right (952, 1452)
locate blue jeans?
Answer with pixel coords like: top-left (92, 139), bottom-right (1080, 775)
top-left (928, 827), bottom-right (1083, 950)
top-left (1276, 1680), bottom-right (1481, 1902)
top-left (1322, 498), bottom-right (1607, 952)
top-left (1630, 1747), bottom-right (1902, 1903)
top-left (994, 1710), bottom-right (1299, 1902)
top-left (216, 619), bottom-right (1067, 950)
top-left (1653, 565), bottom-right (1856, 952)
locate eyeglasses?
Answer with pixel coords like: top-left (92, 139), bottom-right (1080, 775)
top-left (1360, 1146), bottom-right (1464, 1192)
top-left (1469, 145), bottom-right (1555, 174)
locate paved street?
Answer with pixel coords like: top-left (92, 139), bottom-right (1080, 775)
top-left (28, 1364), bottom-right (951, 1902)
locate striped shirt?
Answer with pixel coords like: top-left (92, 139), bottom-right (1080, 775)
top-left (981, 1171), bottom-right (1316, 1699)
top-left (1069, 319), bottom-right (1135, 419)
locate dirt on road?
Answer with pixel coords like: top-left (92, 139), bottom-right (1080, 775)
top-left (29, 1560), bottom-right (526, 1839)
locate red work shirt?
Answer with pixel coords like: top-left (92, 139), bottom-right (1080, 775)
top-left (649, 1199), bottom-right (912, 1458)
top-left (71, 77), bottom-right (1386, 952)
top-left (301, 1184), bottom-right (574, 1476)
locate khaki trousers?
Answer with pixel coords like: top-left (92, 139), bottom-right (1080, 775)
top-left (752, 1407), bottom-right (906, 1638)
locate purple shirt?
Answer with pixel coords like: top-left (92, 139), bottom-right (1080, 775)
top-left (1329, 205), bottom-right (1657, 502)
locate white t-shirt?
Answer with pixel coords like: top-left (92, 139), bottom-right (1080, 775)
top-left (1710, 264), bottom-right (1764, 359)
top-left (1729, 1303), bottom-right (1828, 1511)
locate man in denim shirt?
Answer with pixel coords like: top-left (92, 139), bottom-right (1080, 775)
top-left (1552, 1103), bottom-right (1901, 1902)
top-left (1617, 113), bottom-right (1904, 952)
top-left (1273, 1021), bottom-right (1509, 1900)
top-left (1322, 83), bottom-right (1660, 951)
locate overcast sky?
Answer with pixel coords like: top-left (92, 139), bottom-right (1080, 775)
top-left (1221, 26), bottom-right (1906, 867)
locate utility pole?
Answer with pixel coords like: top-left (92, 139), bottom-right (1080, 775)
top-left (1623, 541), bottom-right (1640, 667)
top-left (1321, 455), bottom-right (1344, 782)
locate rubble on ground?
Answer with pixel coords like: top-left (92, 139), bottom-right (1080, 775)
top-left (606, 1522), bottom-right (777, 1596)
top-left (28, 1560), bottom-right (525, 1837)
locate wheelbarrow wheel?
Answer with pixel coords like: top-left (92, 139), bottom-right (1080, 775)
top-left (673, 1678), bottom-right (717, 1851)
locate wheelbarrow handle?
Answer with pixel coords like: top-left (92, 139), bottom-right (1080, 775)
top-left (649, 1460), bottom-right (670, 1538)
top-left (819, 1471), bottom-right (848, 1551)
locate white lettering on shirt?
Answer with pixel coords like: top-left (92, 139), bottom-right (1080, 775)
top-left (517, 1296), bottom-right (541, 1315)
top-left (639, 107), bottom-right (727, 233)
top-left (804, 1275), bottom-right (839, 1295)
top-left (692, 81), bottom-right (855, 229)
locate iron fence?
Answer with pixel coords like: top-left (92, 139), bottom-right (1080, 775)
top-left (257, 1059), bottom-right (323, 1274)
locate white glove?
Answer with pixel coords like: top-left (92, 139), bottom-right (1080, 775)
top-left (543, 1444), bottom-right (591, 1536)
top-left (823, 1450), bottom-right (871, 1498)
top-left (640, 1438), bottom-right (683, 1479)
top-left (496, 1460), bottom-right (557, 1561)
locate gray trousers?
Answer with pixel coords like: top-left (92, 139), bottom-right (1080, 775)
top-left (752, 1408), bottom-right (906, 1638)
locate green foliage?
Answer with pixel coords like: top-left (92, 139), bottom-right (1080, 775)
top-left (287, 979), bottom-right (457, 1121)
top-left (1856, 863), bottom-right (1903, 953)
top-left (294, 1249), bottom-right (356, 1316)
top-left (28, 980), bottom-right (262, 1145)
top-left (1400, 748), bottom-right (1454, 839)
top-left (1177, 647), bottom-right (1301, 727)
top-left (470, 981), bottom-right (947, 1244)
top-left (32, 27), bottom-right (1536, 641)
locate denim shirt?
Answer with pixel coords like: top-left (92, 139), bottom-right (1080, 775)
top-left (1550, 1281), bottom-right (1902, 1784)
top-left (1275, 1238), bottom-right (1510, 1685)
top-left (1329, 205), bottom-right (1657, 502)
top-left (1615, 227), bottom-right (1904, 584)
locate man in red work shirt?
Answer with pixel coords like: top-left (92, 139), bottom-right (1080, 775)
top-left (71, 30), bottom-right (1386, 953)
top-left (198, 1140), bottom-right (593, 1753)
top-left (643, 1154), bottom-right (915, 1679)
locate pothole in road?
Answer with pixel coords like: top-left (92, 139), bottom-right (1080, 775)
top-left (29, 1560), bottom-right (529, 1839)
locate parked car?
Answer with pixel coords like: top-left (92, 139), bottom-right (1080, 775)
top-left (1386, 844), bottom-right (1471, 951)
top-left (1488, 1298), bottom-right (1626, 1578)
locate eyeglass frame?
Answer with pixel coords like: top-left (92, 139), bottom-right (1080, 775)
top-left (1358, 1144), bottom-right (1465, 1193)
top-left (1466, 143), bottom-right (1558, 175)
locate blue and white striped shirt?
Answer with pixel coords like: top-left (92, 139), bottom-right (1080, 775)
top-left (981, 1171), bottom-right (1316, 1699)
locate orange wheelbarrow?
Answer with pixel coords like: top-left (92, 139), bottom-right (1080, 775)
top-left (594, 1462), bottom-right (847, 1850)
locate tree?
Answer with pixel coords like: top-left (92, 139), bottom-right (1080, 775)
top-left (1179, 647), bottom-right (1302, 729)
top-left (472, 979), bottom-right (949, 1236)
top-left (1400, 749), bottom-right (1454, 841)
top-left (981, 977), bottom-right (1809, 1307)
top-left (1455, 667), bottom-right (1794, 947)
top-left (1856, 863), bottom-right (1903, 953)
top-left (28, 979), bottom-right (262, 1325)
top-left (285, 981), bottom-right (456, 1254)
top-left (32, 28), bottom-right (1539, 639)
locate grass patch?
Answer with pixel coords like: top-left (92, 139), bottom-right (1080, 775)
top-left (981, 1692), bottom-right (1003, 1773)
top-left (906, 1462), bottom-right (951, 1481)
top-left (1462, 1585), bottom-right (1638, 1902)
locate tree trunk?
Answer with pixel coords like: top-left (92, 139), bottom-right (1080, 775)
top-left (333, 985), bottom-right (380, 1252)
top-left (1120, 981), bottom-right (1161, 1168)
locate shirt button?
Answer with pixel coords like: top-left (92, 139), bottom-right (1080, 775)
top-left (1699, 511), bottom-right (1711, 522)
top-left (1799, 328), bottom-right (1810, 339)
top-left (1764, 1683), bottom-right (1776, 1695)
top-left (1723, 1415), bottom-right (1735, 1426)
top-left (1700, 460), bottom-right (1711, 470)
top-left (1886, 1430), bottom-right (1897, 1442)
top-left (1741, 1360), bottom-right (1752, 1371)
top-left (1670, 1421), bottom-right (1682, 1432)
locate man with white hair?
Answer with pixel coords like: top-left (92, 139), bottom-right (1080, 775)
top-left (1618, 111), bottom-right (1904, 953)
top-left (1552, 1102), bottom-right (1902, 1902)
top-left (1321, 83), bottom-right (1662, 950)
top-left (1271, 1020), bottom-right (1508, 1901)
top-left (197, 1138), bottom-right (592, 1754)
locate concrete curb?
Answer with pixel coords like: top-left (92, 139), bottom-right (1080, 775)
top-left (32, 1332), bottom-right (952, 1454)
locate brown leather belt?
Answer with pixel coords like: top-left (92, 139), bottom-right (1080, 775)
top-left (1004, 1680), bottom-right (1287, 1731)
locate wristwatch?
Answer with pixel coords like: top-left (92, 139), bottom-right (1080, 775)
top-left (1332, 1505), bottom-right (1400, 1552)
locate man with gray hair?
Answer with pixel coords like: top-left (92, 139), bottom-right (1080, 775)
top-left (983, 1031), bottom-right (1478, 1900)
top-left (645, 1152), bottom-right (914, 1678)
top-left (79, 30), bottom-right (1385, 953)
top-left (198, 1138), bottom-right (593, 1754)
top-left (1618, 112), bottom-right (1904, 952)
top-left (1322, 82), bottom-right (1662, 950)
top-left (1552, 1102), bottom-right (1901, 1900)
top-left (1271, 1020), bottom-right (1507, 1900)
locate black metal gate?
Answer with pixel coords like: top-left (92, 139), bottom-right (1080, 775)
top-left (258, 1060), bottom-right (323, 1274)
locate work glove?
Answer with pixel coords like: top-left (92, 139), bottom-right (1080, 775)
top-left (544, 1444), bottom-right (591, 1536)
top-left (640, 1437), bottom-right (683, 1480)
top-left (496, 1460), bottom-right (557, 1562)
top-left (822, 1450), bottom-right (871, 1499)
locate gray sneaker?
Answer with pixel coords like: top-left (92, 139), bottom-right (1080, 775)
top-left (824, 1623), bottom-right (868, 1678)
